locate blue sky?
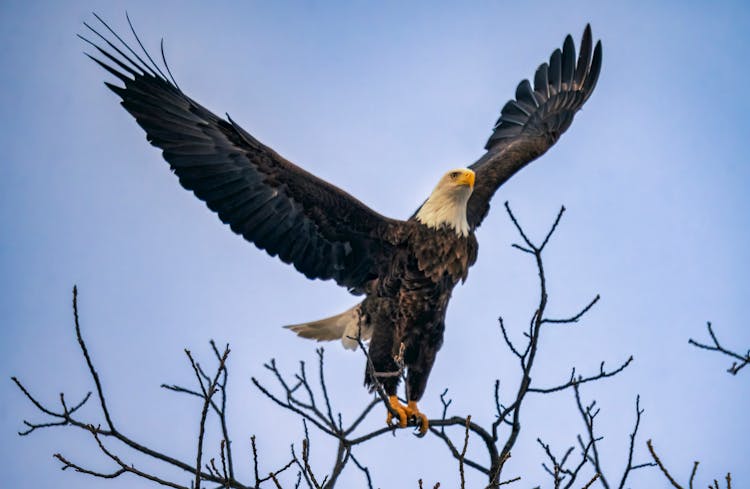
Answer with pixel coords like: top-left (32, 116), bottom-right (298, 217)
top-left (2, 1), bottom-right (749, 488)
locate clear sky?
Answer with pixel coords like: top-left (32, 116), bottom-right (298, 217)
top-left (2, 1), bottom-right (749, 488)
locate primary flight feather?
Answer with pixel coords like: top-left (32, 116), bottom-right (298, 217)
top-left (81, 15), bottom-right (601, 435)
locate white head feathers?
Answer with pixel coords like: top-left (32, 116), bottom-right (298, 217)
top-left (415, 168), bottom-right (475, 237)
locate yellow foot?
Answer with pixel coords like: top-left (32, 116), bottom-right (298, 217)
top-left (406, 401), bottom-right (429, 436)
top-left (386, 395), bottom-right (408, 428)
top-left (385, 396), bottom-right (429, 436)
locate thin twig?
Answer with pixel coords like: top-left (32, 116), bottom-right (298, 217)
top-left (542, 295), bottom-right (600, 324)
top-left (689, 322), bottom-right (749, 375)
top-left (528, 357), bottom-right (633, 394)
top-left (459, 416), bottom-right (472, 489)
top-left (186, 346), bottom-right (230, 489)
top-left (646, 439), bottom-right (683, 489)
top-left (581, 474), bottom-right (600, 489)
top-left (72, 286), bottom-right (116, 431)
top-left (350, 453), bottom-right (374, 489)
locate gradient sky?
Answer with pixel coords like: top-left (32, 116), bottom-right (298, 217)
top-left (2, 1), bottom-right (749, 488)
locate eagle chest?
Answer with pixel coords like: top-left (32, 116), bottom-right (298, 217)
top-left (411, 226), bottom-right (477, 285)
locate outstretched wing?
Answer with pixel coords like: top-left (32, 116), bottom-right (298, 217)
top-left (467, 25), bottom-right (602, 229)
top-left (81, 15), bottom-right (401, 292)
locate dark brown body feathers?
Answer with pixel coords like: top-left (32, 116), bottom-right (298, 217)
top-left (363, 222), bottom-right (477, 401)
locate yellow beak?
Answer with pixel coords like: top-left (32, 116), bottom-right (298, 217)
top-left (458, 170), bottom-right (475, 189)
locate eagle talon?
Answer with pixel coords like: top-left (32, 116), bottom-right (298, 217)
top-left (406, 401), bottom-right (429, 436)
top-left (386, 397), bottom-right (429, 435)
top-left (386, 395), bottom-right (408, 428)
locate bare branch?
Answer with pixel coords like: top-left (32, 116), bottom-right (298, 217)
top-left (72, 286), bottom-right (116, 431)
top-left (689, 322), bottom-right (749, 375)
top-left (251, 375), bottom-right (338, 438)
top-left (301, 437), bottom-right (323, 489)
top-left (536, 433), bottom-right (595, 489)
top-left (542, 295), bottom-right (600, 324)
top-left (11, 288), bottom-right (303, 489)
top-left (428, 204), bottom-right (633, 488)
top-left (211, 340), bottom-right (235, 481)
top-left (11, 376), bottom-right (92, 436)
top-left (494, 203), bottom-right (564, 483)
top-left (55, 424), bottom-right (191, 488)
top-left (185, 346), bottom-right (230, 489)
top-left (573, 384), bottom-right (608, 489)
top-left (528, 356), bottom-right (633, 394)
top-left (511, 243), bottom-right (535, 254)
top-left (316, 348), bottom-right (338, 429)
top-left (504, 201), bottom-right (537, 250)
top-left (54, 451), bottom-right (127, 480)
top-left (539, 205), bottom-right (566, 251)
top-left (647, 439), bottom-right (733, 489)
top-left (689, 461), bottom-right (699, 489)
top-left (459, 416), bottom-right (471, 489)
top-left (498, 317), bottom-right (524, 360)
top-left (581, 474), bottom-right (600, 489)
top-left (647, 439), bottom-right (684, 489)
top-left (616, 395), bottom-right (655, 489)
top-left (350, 454), bottom-right (374, 489)
top-left (344, 399), bottom-right (380, 436)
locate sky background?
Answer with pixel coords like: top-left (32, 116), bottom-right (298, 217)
top-left (2, 1), bottom-right (749, 488)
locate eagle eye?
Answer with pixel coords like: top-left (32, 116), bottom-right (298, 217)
top-left (450, 171), bottom-right (460, 179)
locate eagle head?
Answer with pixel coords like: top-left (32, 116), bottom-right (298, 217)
top-left (415, 168), bottom-right (475, 237)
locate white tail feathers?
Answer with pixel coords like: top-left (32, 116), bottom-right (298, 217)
top-left (284, 303), bottom-right (371, 350)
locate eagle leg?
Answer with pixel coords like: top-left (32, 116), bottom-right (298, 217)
top-left (386, 395), bottom-right (408, 428)
top-left (405, 401), bottom-right (429, 436)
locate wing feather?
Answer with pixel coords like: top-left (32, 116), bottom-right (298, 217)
top-left (548, 49), bottom-right (562, 96)
top-left (534, 62), bottom-right (550, 102)
top-left (83, 16), bottom-right (402, 292)
top-left (515, 79), bottom-right (539, 110)
top-left (468, 25), bottom-right (602, 229)
top-left (561, 35), bottom-right (575, 89)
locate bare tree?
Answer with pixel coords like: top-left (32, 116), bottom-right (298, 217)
top-left (13, 287), bottom-right (298, 489)
top-left (12, 204), bottom-right (734, 488)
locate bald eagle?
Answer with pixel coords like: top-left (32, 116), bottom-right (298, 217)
top-left (81, 16), bottom-right (601, 435)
